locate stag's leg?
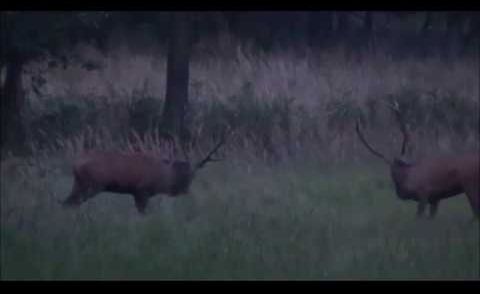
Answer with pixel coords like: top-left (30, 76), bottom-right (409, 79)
top-left (464, 185), bottom-right (479, 220)
top-left (133, 194), bottom-right (150, 215)
top-left (428, 200), bottom-right (439, 219)
top-left (183, 194), bottom-right (198, 222)
top-left (63, 187), bottom-right (100, 207)
top-left (62, 178), bottom-right (100, 208)
top-left (416, 197), bottom-right (428, 219)
top-left (62, 179), bottom-right (82, 206)
top-left (62, 179), bottom-right (88, 207)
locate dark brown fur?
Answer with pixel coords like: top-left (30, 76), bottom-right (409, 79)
top-left (62, 138), bottom-right (226, 214)
top-left (389, 154), bottom-right (479, 218)
top-left (355, 106), bottom-right (479, 219)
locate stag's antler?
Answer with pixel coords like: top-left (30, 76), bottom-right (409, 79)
top-left (181, 143), bottom-right (190, 162)
top-left (387, 101), bottom-right (410, 157)
top-left (355, 119), bottom-right (391, 164)
top-left (194, 134), bottom-right (227, 170)
top-left (156, 132), bottom-right (176, 161)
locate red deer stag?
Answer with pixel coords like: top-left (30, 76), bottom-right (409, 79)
top-left (61, 136), bottom-right (227, 214)
top-left (355, 104), bottom-right (479, 219)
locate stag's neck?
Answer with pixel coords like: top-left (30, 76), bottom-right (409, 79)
top-left (170, 175), bottom-right (193, 196)
top-left (390, 165), bottom-right (417, 200)
top-left (168, 162), bottom-right (194, 196)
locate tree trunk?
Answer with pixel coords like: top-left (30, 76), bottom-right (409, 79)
top-left (422, 11), bottom-right (432, 35)
top-left (364, 11), bottom-right (373, 34)
top-left (162, 12), bottom-right (192, 144)
top-left (1, 12), bottom-right (27, 156)
top-left (335, 12), bottom-right (349, 36)
top-left (445, 12), bottom-right (464, 58)
top-left (307, 11), bottom-right (333, 47)
top-left (463, 13), bottom-right (479, 55)
top-left (1, 53), bottom-right (27, 156)
top-left (364, 11), bottom-right (376, 53)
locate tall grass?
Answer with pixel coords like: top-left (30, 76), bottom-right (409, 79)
top-left (20, 38), bottom-right (479, 161)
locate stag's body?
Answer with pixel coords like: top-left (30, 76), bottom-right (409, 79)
top-left (390, 153), bottom-right (479, 218)
top-left (62, 137), bottom-right (226, 214)
top-left (355, 104), bottom-right (479, 219)
top-left (63, 152), bottom-right (193, 213)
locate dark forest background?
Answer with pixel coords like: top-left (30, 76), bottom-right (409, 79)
top-left (1, 11), bottom-right (479, 160)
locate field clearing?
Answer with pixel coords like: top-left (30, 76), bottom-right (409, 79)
top-left (1, 156), bottom-right (478, 280)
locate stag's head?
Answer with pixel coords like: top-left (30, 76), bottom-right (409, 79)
top-left (168, 133), bottom-right (227, 196)
top-left (355, 101), bottom-right (413, 172)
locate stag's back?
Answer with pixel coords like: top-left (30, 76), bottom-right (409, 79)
top-left (407, 153), bottom-right (479, 197)
top-left (74, 151), bottom-right (175, 190)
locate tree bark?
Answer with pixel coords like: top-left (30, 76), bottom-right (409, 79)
top-left (364, 11), bottom-right (373, 34)
top-left (1, 13), bottom-right (27, 156)
top-left (364, 11), bottom-right (376, 53)
top-left (307, 11), bottom-right (333, 47)
top-left (335, 12), bottom-right (349, 36)
top-left (445, 12), bottom-right (464, 58)
top-left (422, 11), bottom-right (432, 35)
top-left (1, 53), bottom-right (27, 155)
top-left (162, 12), bottom-right (192, 144)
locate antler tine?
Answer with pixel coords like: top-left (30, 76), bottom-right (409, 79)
top-left (159, 132), bottom-right (176, 161)
top-left (181, 140), bottom-right (190, 162)
top-left (355, 119), bottom-right (391, 164)
top-left (195, 134), bottom-right (227, 170)
top-left (387, 100), bottom-right (410, 156)
top-left (206, 156), bottom-right (224, 162)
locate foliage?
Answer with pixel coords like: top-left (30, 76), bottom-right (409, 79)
top-left (5, 11), bottom-right (111, 62)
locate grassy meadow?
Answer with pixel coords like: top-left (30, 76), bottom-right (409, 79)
top-left (1, 155), bottom-right (479, 280)
top-left (1, 39), bottom-right (479, 280)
